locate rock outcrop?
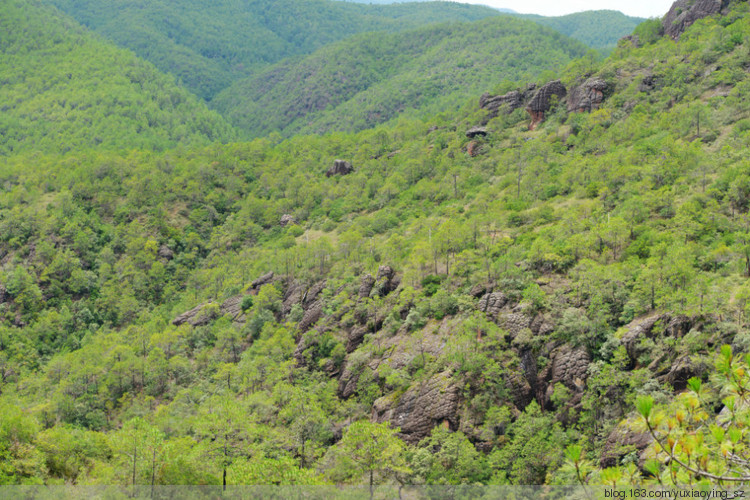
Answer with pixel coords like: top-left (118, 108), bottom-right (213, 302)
top-left (172, 272), bottom-right (276, 326)
top-left (172, 302), bottom-right (218, 327)
top-left (662, 355), bottom-right (707, 391)
top-left (466, 141), bottom-right (484, 157)
top-left (465, 126), bottom-right (487, 138)
top-left (158, 244), bottom-right (174, 260)
top-left (620, 313), bottom-right (694, 366)
top-left (0, 283), bottom-right (6, 304)
top-left (279, 214), bottom-right (296, 227)
top-left (478, 291), bottom-right (508, 315)
top-left (567, 78), bottom-right (608, 113)
top-left (662, 0), bottom-right (731, 39)
top-left (326, 160), bottom-right (353, 177)
top-left (375, 265), bottom-right (400, 296)
top-left (600, 425), bottom-right (652, 468)
top-left (251, 271), bottom-right (274, 289)
top-left (526, 80), bottom-right (567, 130)
top-left (546, 344), bottom-right (590, 391)
top-left (639, 74), bottom-right (659, 92)
top-left (479, 85), bottom-right (535, 120)
top-left (619, 34), bottom-right (641, 48)
top-left (372, 371), bottom-right (460, 443)
top-left (358, 274), bottom-right (375, 298)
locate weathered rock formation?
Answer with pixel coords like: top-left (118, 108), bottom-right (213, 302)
top-left (469, 282), bottom-right (493, 298)
top-left (619, 34), bottom-right (641, 48)
top-left (662, 355), bottom-right (708, 391)
top-left (662, 0), bottom-right (731, 39)
top-left (620, 313), bottom-right (694, 366)
top-left (600, 425), bottom-right (653, 468)
top-left (158, 244), bottom-right (174, 260)
top-left (465, 126), bottom-right (487, 138)
top-left (567, 78), bottom-right (608, 113)
top-left (546, 344), bottom-right (590, 391)
top-left (0, 283), bottom-right (7, 304)
top-left (172, 272), bottom-right (277, 326)
top-left (279, 214), bottom-right (296, 227)
top-left (172, 302), bottom-right (218, 327)
top-left (639, 74), bottom-right (659, 92)
top-left (478, 291), bottom-right (509, 319)
top-left (358, 274), bottom-right (375, 298)
top-left (466, 141), bottom-right (484, 157)
top-left (251, 271), bottom-right (274, 290)
top-left (326, 160), bottom-right (353, 177)
top-left (372, 371), bottom-right (460, 443)
top-left (479, 85), bottom-right (536, 120)
top-left (526, 80), bottom-right (567, 130)
top-left (375, 265), bottom-right (400, 296)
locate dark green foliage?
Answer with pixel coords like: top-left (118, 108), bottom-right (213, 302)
top-left (514, 10), bottom-right (645, 52)
top-left (6, 0), bottom-right (750, 489)
top-left (420, 275), bottom-right (442, 297)
top-left (212, 17), bottom-right (589, 137)
top-left (48, 0), bottom-right (501, 101)
top-left (0, 0), bottom-right (234, 155)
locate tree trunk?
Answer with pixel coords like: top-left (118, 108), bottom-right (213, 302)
top-left (151, 448), bottom-right (156, 499)
top-left (369, 469), bottom-right (374, 500)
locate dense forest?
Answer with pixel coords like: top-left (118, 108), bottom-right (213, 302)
top-left (47, 0), bottom-right (500, 101)
top-left (47, 0), bottom-right (640, 103)
top-left (4, 0), bottom-right (750, 493)
top-left (211, 17), bottom-right (589, 138)
top-left (0, 0), bottom-right (234, 155)
top-left (514, 10), bottom-right (645, 51)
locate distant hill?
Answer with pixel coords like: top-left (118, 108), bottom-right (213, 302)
top-left (514, 10), bottom-right (645, 51)
top-left (337, 0), bottom-right (516, 10)
top-left (0, 0), bottom-right (235, 155)
top-left (47, 0), bottom-right (501, 101)
top-left (212, 16), bottom-right (588, 138)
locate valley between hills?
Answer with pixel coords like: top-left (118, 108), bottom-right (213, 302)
top-left (2, 0), bottom-right (750, 491)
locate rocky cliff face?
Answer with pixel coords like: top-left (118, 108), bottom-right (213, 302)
top-left (567, 78), bottom-right (608, 113)
top-left (479, 86), bottom-right (535, 120)
top-left (662, 0), bottom-right (732, 39)
top-left (372, 371), bottom-right (460, 443)
top-left (526, 80), bottom-right (567, 130)
top-left (169, 263), bottom-right (716, 466)
top-left (326, 159), bottom-right (353, 177)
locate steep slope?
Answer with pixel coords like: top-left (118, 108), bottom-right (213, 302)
top-left (0, 0), bottom-right (235, 155)
top-left (515, 10), bottom-right (645, 51)
top-left (212, 17), bottom-right (589, 138)
top-left (47, 0), bottom-right (501, 100)
top-left (5, 0), bottom-right (750, 490)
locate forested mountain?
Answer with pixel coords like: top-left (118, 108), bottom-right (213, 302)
top-left (0, 0), bottom-right (235, 155)
top-left (212, 17), bottom-right (588, 138)
top-left (46, 0), bottom-right (500, 100)
top-left (5, 0), bottom-right (750, 491)
top-left (515, 10), bottom-right (645, 51)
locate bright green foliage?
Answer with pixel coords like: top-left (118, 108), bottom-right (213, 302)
top-left (324, 420), bottom-right (409, 495)
top-left (0, 402), bottom-right (45, 484)
top-left (623, 346), bottom-right (750, 485)
top-left (488, 401), bottom-right (567, 484)
top-left (515, 10), bottom-right (645, 51)
top-left (0, 0), bottom-right (234, 155)
top-left (213, 17), bottom-right (588, 138)
top-left (49, 0), bottom-right (501, 101)
top-left (412, 427), bottom-right (490, 484)
top-left (7, 0), bottom-right (750, 489)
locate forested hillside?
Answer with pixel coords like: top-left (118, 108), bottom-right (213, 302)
top-left (5, 0), bottom-right (750, 491)
top-left (515, 10), bottom-right (645, 51)
top-left (212, 17), bottom-right (588, 138)
top-left (46, 0), bottom-right (500, 100)
top-left (0, 0), bottom-right (235, 155)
